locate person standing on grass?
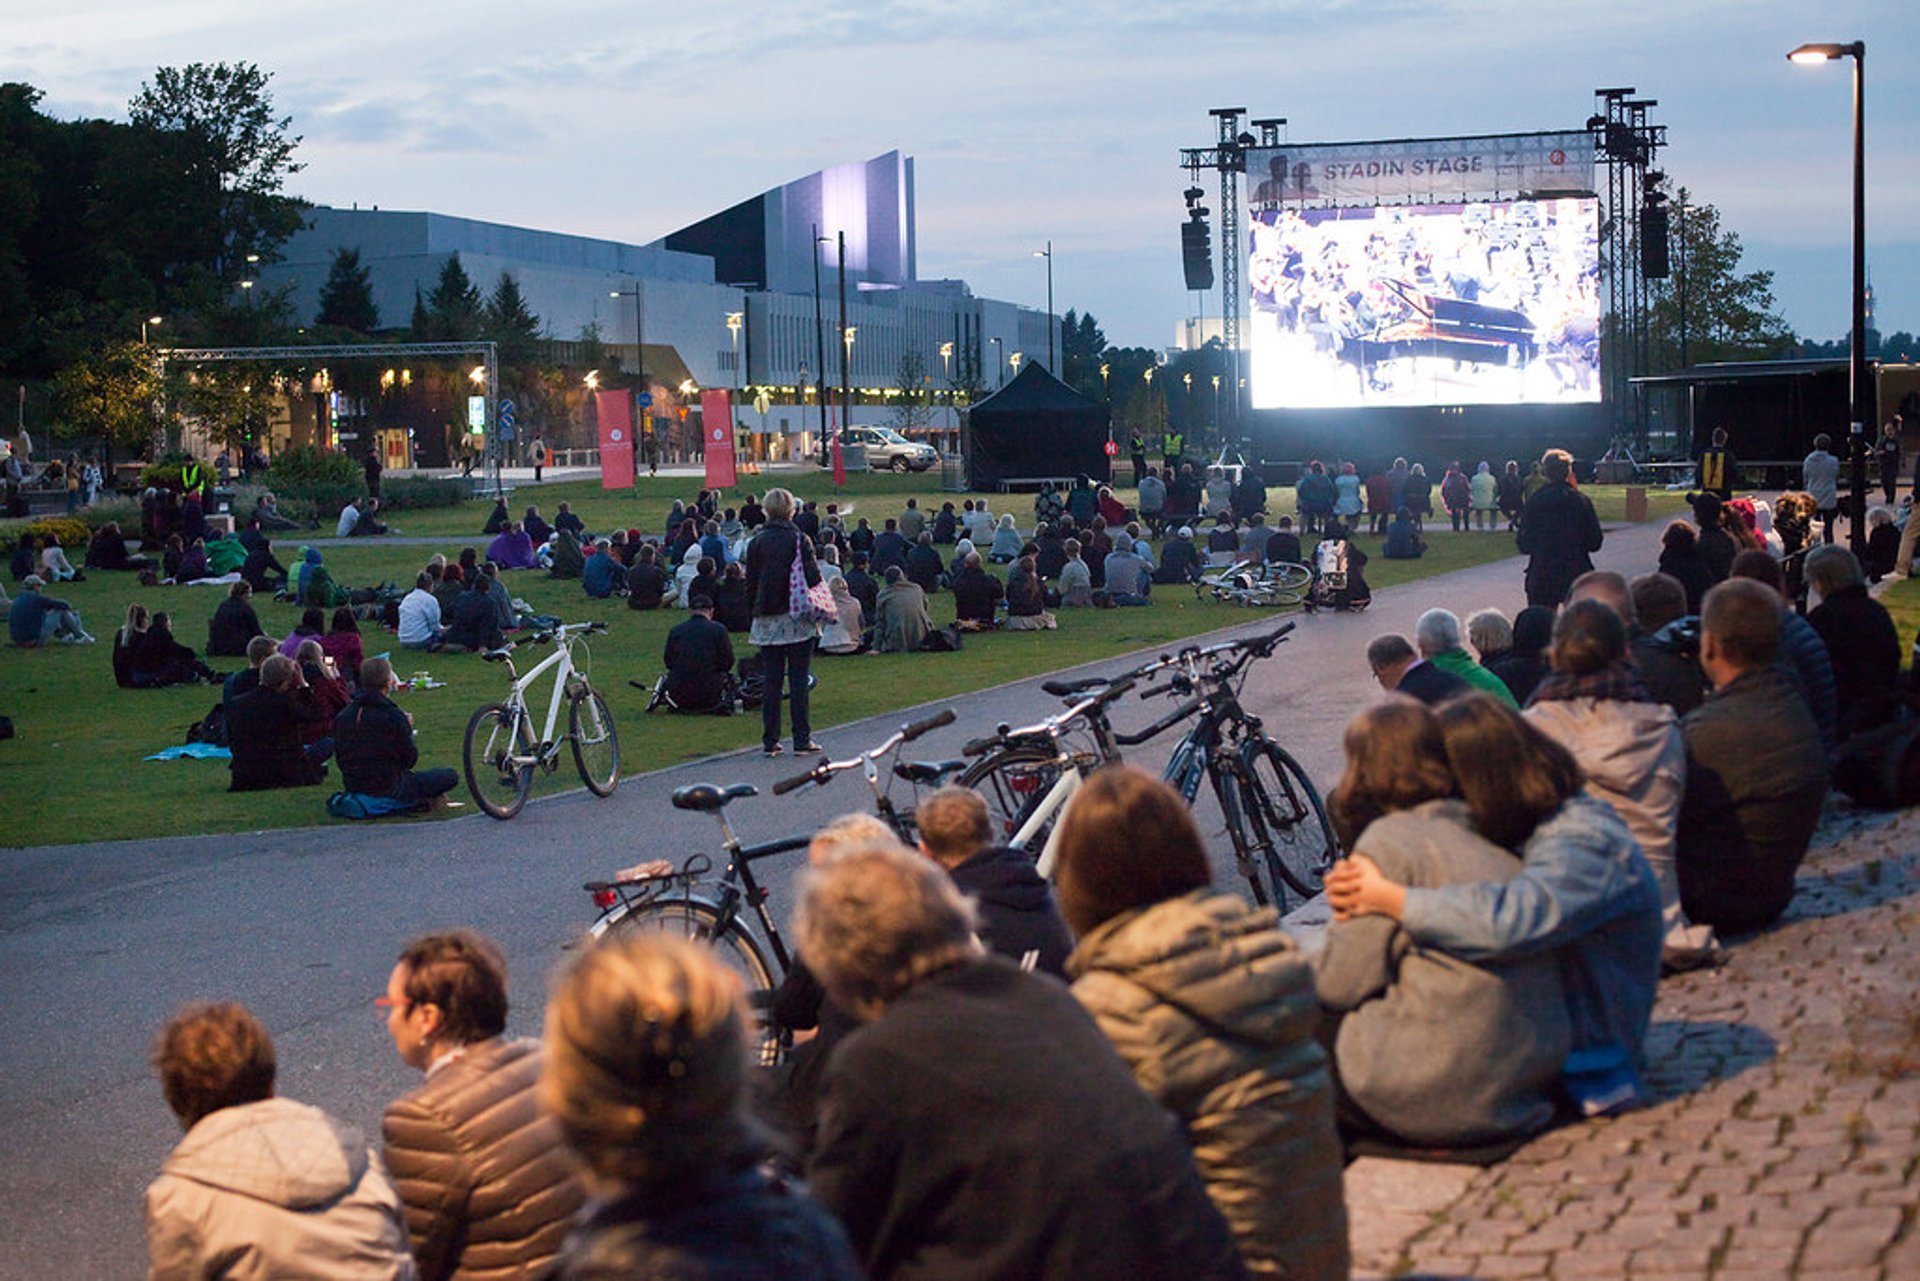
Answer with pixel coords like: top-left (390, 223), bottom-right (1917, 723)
top-left (530, 436), bottom-right (546, 483)
top-left (743, 487), bottom-right (821, 757)
top-left (1516, 448), bottom-right (1603, 608)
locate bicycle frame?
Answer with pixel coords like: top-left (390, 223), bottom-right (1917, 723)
top-left (497, 631), bottom-right (587, 761)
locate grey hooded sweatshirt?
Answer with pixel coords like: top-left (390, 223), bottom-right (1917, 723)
top-left (146, 1096), bottom-right (416, 1280)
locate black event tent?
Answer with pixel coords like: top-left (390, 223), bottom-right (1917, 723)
top-left (965, 363), bottom-right (1112, 491)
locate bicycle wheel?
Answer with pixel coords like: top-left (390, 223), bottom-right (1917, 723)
top-left (569, 686), bottom-right (621, 796)
top-left (959, 745), bottom-right (1071, 860)
top-left (597, 897), bottom-right (786, 1065)
top-left (463, 702), bottom-right (536, 820)
top-left (1265, 561), bottom-right (1313, 606)
top-left (1239, 741), bottom-right (1339, 903)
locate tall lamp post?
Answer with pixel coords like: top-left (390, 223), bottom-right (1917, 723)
top-left (990, 337), bottom-right (1005, 388)
top-left (609, 282), bottom-right (647, 461)
top-left (1033, 240), bottom-right (1054, 371)
top-left (812, 226), bottom-right (829, 460)
top-left (836, 229), bottom-right (850, 470)
top-left (725, 311), bottom-right (743, 390)
top-left (1790, 39), bottom-right (1868, 558)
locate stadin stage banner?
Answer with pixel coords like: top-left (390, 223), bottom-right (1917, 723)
top-left (700, 390), bottom-right (738, 490)
top-left (1249, 132), bottom-right (1595, 209)
top-left (594, 390), bottom-right (635, 490)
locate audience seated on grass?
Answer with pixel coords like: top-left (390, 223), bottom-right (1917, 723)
top-left (227, 654), bottom-right (334, 792)
top-left (1057, 539), bottom-right (1093, 607)
top-left (331, 658), bottom-right (459, 812)
top-left (951, 552), bottom-right (1003, 630)
top-left (207, 581), bottom-right (264, 658)
top-left (873, 567), bottom-right (932, 654)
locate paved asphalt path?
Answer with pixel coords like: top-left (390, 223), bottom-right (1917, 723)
top-left (0, 514), bottom-right (1670, 1277)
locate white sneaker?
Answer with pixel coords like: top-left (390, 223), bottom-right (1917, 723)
top-left (74, 633), bottom-right (98, 644)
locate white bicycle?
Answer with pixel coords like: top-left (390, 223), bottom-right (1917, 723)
top-left (463, 621), bottom-right (621, 820)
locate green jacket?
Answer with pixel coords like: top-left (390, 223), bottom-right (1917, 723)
top-left (1069, 891), bottom-right (1349, 1279)
top-left (1430, 647), bottom-right (1519, 707)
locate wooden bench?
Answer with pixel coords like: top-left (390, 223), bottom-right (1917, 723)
top-left (995, 476), bottom-right (1080, 494)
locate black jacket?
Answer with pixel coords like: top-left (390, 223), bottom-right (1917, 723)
top-left (1516, 481), bottom-right (1603, 606)
top-left (1678, 667), bottom-right (1830, 933)
top-left (743, 519), bottom-right (818, 618)
top-left (1808, 584), bottom-right (1902, 742)
top-left (240, 547), bottom-right (287, 592)
top-left (444, 588), bottom-right (503, 653)
top-left (905, 543), bottom-right (944, 594)
top-left (870, 530), bottom-right (911, 575)
top-left (624, 562), bottom-right (670, 610)
top-left (948, 846), bottom-right (1075, 977)
top-left (552, 1166), bottom-right (860, 1281)
top-left (951, 567), bottom-right (1003, 625)
top-left (1034, 535), bottom-right (1069, 580)
top-left (714, 577), bottom-right (752, 632)
top-left (807, 957), bottom-right (1246, 1281)
top-left (207, 597), bottom-right (264, 657)
top-left (664, 614), bottom-right (735, 710)
top-left (842, 568), bottom-right (879, 622)
top-left (228, 686), bottom-right (328, 791)
top-left (333, 689), bottom-right (419, 797)
top-left (1006, 570), bottom-right (1047, 616)
top-left (1152, 538), bottom-right (1201, 584)
top-left (1658, 545), bottom-right (1717, 614)
top-left (1396, 661), bottom-right (1471, 706)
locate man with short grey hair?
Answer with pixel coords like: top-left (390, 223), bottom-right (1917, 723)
top-left (1414, 607), bottom-right (1517, 706)
top-left (799, 840), bottom-right (1245, 1281)
top-left (7, 575), bottom-right (92, 646)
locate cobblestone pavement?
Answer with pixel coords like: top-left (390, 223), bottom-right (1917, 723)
top-left (1346, 801), bottom-right (1920, 1279)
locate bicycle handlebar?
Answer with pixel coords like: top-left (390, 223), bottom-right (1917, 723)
top-left (900, 708), bottom-right (957, 742)
top-left (772, 707), bottom-right (957, 793)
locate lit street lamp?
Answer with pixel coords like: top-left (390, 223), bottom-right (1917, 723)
top-left (990, 337), bottom-right (1005, 388)
top-left (725, 311), bottom-right (744, 390)
top-left (1789, 39), bottom-right (1869, 559)
top-left (142, 315), bottom-right (163, 345)
top-left (1099, 362), bottom-right (1111, 400)
top-left (1010, 351), bottom-right (1023, 375)
top-left (1032, 240), bottom-right (1054, 371)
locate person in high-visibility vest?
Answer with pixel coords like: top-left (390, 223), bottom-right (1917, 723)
top-left (1162, 429), bottom-right (1184, 470)
top-left (181, 461), bottom-right (206, 496)
top-left (1129, 430), bottom-right (1147, 483)
top-left (1697, 427), bottom-right (1736, 500)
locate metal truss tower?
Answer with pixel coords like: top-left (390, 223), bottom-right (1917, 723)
top-left (1590, 89), bottom-right (1666, 448)
top-left (1181, 107), bottom-right (1260, 440)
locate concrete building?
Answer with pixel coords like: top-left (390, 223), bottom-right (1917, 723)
top-left (259, 151), bottom-right (1054, 464)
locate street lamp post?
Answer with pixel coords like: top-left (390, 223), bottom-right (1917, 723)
top-left (813, 226), bottom-right (829, 461)
top-left (990, 337), bottom-right (1005, 388)
top-left (142, 315), bottom-right (163, 345)
top-left (836, 230), bottom-right (850, 471)
top-left (725, 311), bottom-right (743, 391)
top-left (1033, 240), bottom-right (1054, 371)
top-left (1790, 39), bottom-right (1869, 558)
top-left (610, 282), bottom-right (647, 463)
top-left (1099, 362), bottom-right (1110, 400)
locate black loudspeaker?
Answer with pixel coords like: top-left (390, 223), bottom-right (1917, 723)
top-left (1181, 219), bottom-right (1214, 291)
top-left (1641, 206), bottom-right (1670, 279)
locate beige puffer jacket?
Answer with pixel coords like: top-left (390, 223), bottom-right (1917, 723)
top-left (1068, 890), bottom-right (1350, 1280)
top-left (381, 1038), bottom-right (585, 1281)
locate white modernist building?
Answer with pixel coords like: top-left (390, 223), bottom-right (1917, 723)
top-left (259, 151), bottom-right (1054, 458)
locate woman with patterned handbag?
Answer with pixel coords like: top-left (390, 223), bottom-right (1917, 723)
top-left (744, 487), bottom-right (824, 757)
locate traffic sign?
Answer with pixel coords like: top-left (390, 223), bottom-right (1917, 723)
top-left (637, 392), bottom-right (654, 408)
top-left (1103, 439), bottom-right (1118, 457)
top-left (498, 398), bottom-right (517, 430)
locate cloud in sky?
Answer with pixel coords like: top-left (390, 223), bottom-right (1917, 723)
top-left (6, 0), bottom-right (1915, 343)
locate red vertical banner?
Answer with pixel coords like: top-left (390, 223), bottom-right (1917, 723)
top-left (701, 390), bottom-right (737, 490)
top-left (595, 390), bottom-right (635, 490)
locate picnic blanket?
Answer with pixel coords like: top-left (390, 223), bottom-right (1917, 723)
top-left (145, 743), bottom-right (232, 761)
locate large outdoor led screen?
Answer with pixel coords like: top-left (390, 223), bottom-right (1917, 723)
top-left (1247, 197), bottom-right (1601, 409)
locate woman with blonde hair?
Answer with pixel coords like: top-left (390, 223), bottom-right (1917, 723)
top-left (541, 933), bottom-right (859, 1278)
top-left (742, 486), bottom-right (823, 756)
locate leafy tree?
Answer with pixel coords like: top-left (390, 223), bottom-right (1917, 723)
top-left (178, 365), bottom-right (276, 452)
top-left (575, 321), bottom-right (614, 378)
top-left (48, 340), bottom-right (167, 459)
top-left (484, 271), bottom-right (540, 363)
top-left (129, 62), bottom-right (305, 277)
top-left (316, 247), bottom-right (379, 333)
top-left (890, 348), bottom-right (935, 435)
top-left (1647, 193), bottom-right (1796, 370)
top-left (422, 255), bottom-right (484, 341)
top-left (1060, 309), bottom-right (1109, 400)
top-left (409, 288), bottom-right (431, 341)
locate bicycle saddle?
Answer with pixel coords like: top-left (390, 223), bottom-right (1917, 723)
top-left (894, 758), bottom-right (968, 785)
top-left (1041, 676), bottom-right (1108, 697)
top-left (671, 782), bottom-right (758, 812)
top-left (481, 646), bottom-right (514, 662)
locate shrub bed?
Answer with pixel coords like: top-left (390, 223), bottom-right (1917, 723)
top-left (379, 476), bottom-right (466, 511)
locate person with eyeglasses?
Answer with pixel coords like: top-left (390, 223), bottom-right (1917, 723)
top-left (380, 931), bottom-right (584, 1280)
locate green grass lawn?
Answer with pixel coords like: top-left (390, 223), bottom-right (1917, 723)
top-left (2, 479), bottom-right (1671, 848)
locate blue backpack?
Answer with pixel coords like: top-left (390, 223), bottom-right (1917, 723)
top-left (326, 791), bottom-right (416, 820)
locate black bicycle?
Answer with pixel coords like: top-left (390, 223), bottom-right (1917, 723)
top-left (961, 621), bottom-right (1338, 909)
top-left (770, 708), bottom-right (964, 839)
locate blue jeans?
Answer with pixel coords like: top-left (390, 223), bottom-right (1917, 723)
top-left (758, 639), bottom-right (814, 750)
